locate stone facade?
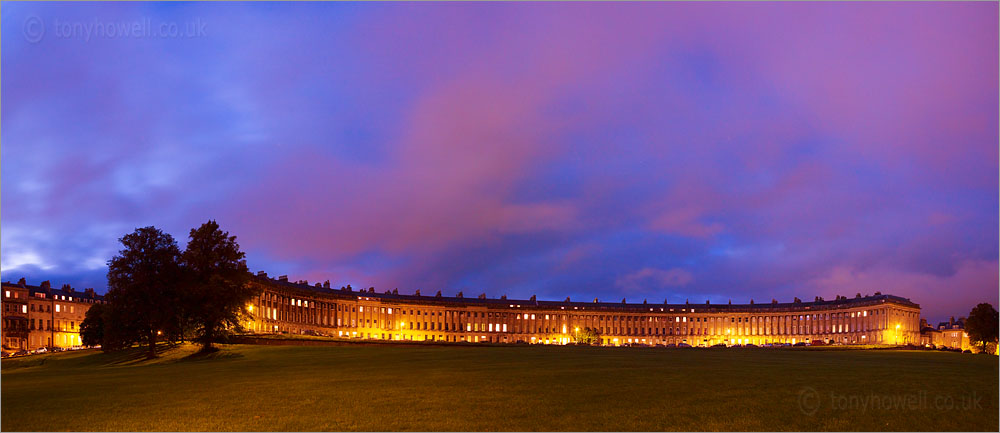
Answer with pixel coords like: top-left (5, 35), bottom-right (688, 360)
top-left (244, 274), bottom-right (922, 346)
top-left (2, 280), bottom-right (105, 352)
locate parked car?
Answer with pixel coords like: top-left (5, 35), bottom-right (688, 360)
top-left (793, 342), bottom-right (807, 347)
top-left (677, 343), bottom-right (692, 348)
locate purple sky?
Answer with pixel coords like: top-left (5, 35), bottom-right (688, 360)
top-left (2, 2), bottom-right (997, 323)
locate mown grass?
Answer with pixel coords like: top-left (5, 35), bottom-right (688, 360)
top-left (2, 344), bottom-right (997, 431)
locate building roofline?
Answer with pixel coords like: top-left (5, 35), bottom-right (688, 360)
top-left (250, 275), bottom-right (920, 312)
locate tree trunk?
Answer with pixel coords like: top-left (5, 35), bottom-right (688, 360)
top-left (201, 320), bottom-right (214, 352)
top-left (147, 330), bottom-right (157, 359)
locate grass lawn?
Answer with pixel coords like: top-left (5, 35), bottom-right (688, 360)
top-left (2, 344), bottom-right (997, 431)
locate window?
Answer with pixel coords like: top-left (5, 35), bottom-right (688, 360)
top-left (55, 304), bottom-right (61, 313)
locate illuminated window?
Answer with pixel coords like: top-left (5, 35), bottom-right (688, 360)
top-left (503, 324), bottom-right (507, 332)
top-left (531, 314), bottom-right (535, 320)
top-left (388, 308), bottom-right (393, 314)
top-left (21, 305), bottom-right (27, 314)
top-left (3, 291), bottom-right (8, 298)
top-left (55, 304), bottom-right (61, 313)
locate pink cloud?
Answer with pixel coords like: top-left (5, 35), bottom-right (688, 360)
top-left (803, 259), bottom-right (999, 321)
top-left (616, 267), bottom-right (694, 293)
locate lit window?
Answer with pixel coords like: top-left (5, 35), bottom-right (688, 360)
top-left (388, 308), bottom-right (393, 314)
top-left (22, 305), bottom-right (27, 313)
top-left (3, 291), bottom-right (9, 298)
top-left (503, 324), bottom-right (508, 332)
top-left (55, 304), bottom-right (61, 313)
top-left (531, 314), bottom-right (535, 320)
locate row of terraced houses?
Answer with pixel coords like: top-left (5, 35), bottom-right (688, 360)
top-left (3, 273), bottom-right (923, 352)
top-left (242, 273), bottom-right (921, 346)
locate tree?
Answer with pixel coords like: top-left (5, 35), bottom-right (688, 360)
top-left (574, 327), bottom-right (602, 345)
top-left (180, 220), bottom-right (256, 352)
top-left (79, 303), bottom-right (106, 347)
top-left (966, 303), bottom-right (999, 354)
top-left (106, 226), bottom-right (183, 358)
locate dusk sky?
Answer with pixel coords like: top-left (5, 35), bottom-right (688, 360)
top-left (2, 2), bottom-right (997, 323)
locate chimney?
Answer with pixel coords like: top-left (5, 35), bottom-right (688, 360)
top-left (415, 289), bottom-right (421, 296)
top-left (435, 290), bottom-right (442, 298)
top-left (257, 271), bottom-right (268, 278)
top-left (478, 293), bottom-right (486, 299)
top-left (457, 291), bottom-right (463, 298)
top-left (392, 288), bottom-right (398, 295)
top-left (501, 294), bottom-right (506, 300)
top-left (40, 280), bottom-right (51, 290)
top-left (530, 295), bottom-right (536, 302)
top-left (565, 296), bottom-right (571, 302)
top-left (323, 280), bottom-right (331, 289)
top-left (17, 277), bottom-right (27, 287)
top-left (278, 275), bottom-right (288, 282)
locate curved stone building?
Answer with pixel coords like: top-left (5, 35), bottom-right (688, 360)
top-left (245, 273), bottom-right (921, 346)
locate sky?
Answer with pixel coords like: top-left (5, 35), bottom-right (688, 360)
top-left (2, 2), bottom-right (997, 323)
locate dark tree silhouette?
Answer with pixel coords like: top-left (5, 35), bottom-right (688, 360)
top-left (966, 303), bottom-right (999, 354)
top-left (106, 226), bottom-right (183, 359)
top-left (79, 303), bottom-right (105, 347)
top-left (180, 220), bottom-right (256, 352)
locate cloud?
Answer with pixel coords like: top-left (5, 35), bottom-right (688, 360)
top-left (0, 2), bottom-right (995, 323)
top-left (616, 268), bottom-right (694, 293)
